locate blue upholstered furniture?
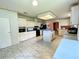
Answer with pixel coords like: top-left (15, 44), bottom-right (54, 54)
top-left (53, 39), bottom-right (79, 59)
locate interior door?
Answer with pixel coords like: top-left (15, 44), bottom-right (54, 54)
top-left (53, 22), bottom-right (59, 30)
top-left (53, 22), bottom-right (59, 35)
top-left (0, 18), bottom-right (11, 48)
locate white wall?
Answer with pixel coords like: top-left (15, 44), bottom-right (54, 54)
top-left (0, 9), bottom-right (19, 45)
top-left (56, 19), bottom-right (70, 29)
top-left (56, 19), bottom-right (70, 26)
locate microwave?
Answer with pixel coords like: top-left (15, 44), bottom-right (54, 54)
top-left (19, 27), bottom-right (26, 33)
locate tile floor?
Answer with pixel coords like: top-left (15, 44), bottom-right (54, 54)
top-left (0, 36), bottom-right (62, 59)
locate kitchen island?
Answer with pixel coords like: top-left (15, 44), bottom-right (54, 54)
top-left (43, 30), bottom-right (55, 42)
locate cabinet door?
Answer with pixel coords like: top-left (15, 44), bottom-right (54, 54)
top-left (0, 18), bottom-right (11, 48)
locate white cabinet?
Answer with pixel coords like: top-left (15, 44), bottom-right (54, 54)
top-left (0, 18), bottom-right (11, 48)
top-left (0, 9), bottom-right (19, 45)
top-left (71, 5), bottom-right (79, 25)
top-left (77, 25), bottom-right (79, 40)
top-left (18, 18), bottom-right (27, 27)
top-left (19, 31), bottom-right (36, 41)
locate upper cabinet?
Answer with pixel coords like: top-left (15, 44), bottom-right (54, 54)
top-left (70, 5), bottom-right (79, 25)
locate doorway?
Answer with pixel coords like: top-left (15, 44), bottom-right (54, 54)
top-left (53, 22), bottom-right (59, 35)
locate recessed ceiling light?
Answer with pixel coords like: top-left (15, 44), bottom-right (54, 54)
top-left (68, 13), bottom-right (71, 17)
top-left (38, 12), bottom-right (56, 20)
top-left (32, 0), bottom-right (38, 6)
top-left (38, 15), bottom-right (54, 20)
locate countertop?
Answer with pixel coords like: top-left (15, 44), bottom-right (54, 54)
top-left (63, 33), bottom-right (77, 40)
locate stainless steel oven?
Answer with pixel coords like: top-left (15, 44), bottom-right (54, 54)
top-left (19, 27), bottom-right (26, 33)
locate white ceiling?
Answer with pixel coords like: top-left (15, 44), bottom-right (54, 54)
top-left (0, 0), bottom-right (78, 18)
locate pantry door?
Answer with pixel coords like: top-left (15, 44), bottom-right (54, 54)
top-left (0, 18), bottom-right (11, 48)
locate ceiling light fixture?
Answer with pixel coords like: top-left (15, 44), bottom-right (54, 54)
top-left (38, 12), bottom-right (56, 20)
top-left (38, 15), bottom-right (54, 20)
top-left (32, 0), bottom-right (38, 6)
top-left (68, 13), bottom-right (71, 17)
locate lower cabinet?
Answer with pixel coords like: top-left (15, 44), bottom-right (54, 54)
top-left (19, 31), bottom-right (36, 41)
